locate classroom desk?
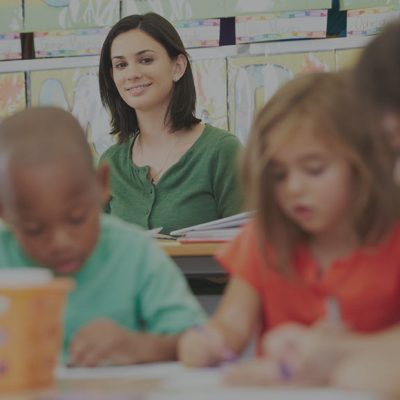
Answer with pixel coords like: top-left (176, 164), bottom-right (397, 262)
top-left (158, 241), bottom-right (226, 278)
top-left (0, 363), bottom-right (382, 400)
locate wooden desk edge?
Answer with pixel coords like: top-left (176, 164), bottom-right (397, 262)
top-left (158, 240), bottom-right (223, 257)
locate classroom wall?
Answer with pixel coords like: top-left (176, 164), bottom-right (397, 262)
top-left (0, 0), bottom-right (397, 156)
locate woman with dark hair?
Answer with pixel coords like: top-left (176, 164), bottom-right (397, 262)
top-left (99, 13), bottom-right (242, 234)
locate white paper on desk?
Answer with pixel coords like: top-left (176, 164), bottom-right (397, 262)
top-left (146, 227), bottom-right (163, 236)
top-left (56, 363), bottom-right (378, 400)
top-left (55, 362), bottom-right (182, 381)
top-left (158, 366), bottom-right (378, 400)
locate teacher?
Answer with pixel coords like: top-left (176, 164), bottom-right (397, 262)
top-left (98, 13), bottom-right (242, 234)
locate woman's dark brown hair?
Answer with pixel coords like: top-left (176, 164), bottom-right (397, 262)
top-left (99, 13), bottom-right (200, 143)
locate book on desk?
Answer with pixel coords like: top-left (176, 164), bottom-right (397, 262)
top-left (169, 211), bottom-right (254, 244)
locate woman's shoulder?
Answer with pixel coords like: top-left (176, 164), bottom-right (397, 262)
top-left (99, 137), bottom-right (133, 162)
top-left (201, 124), bottom-right (242, 153)
top-left (203, 124), bottom-right (240, 142)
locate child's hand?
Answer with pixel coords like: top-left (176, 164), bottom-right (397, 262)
top-left (68, 318), bottom-right (137, 367)
top-left (331, 350), bottom-right (400, 397)
top-left (262, 322), bottom-right (345, 384)
top-left (224, 322), bottom-right (345, 387)
top-left (178, 325), bottom-right (235, 367)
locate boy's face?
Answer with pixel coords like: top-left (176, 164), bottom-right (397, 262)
top-left (0, 160), bottom-right (109, 275)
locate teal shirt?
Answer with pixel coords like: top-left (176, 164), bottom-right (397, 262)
top-left (100, 124), bottom-right (243, 234)
top-left (0, 215), bottom-right (206, 361)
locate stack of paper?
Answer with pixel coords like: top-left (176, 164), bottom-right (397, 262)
top-left (170, 211), bottom-right (254, 243)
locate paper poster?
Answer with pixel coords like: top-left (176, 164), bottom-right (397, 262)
top-left (0, 33), bottom-right (21, 60)
top-left (175, 19), bottom-right (220, 48)
top-left (0, 73), bottom-right (26, 120)
top-left (24, 0), bottom-right (120, 31)
top-left (228, 51), bottom-right (335, 143)
top-left (347, 6), bottom-right (400, 36)
top-left (29, 67), bottom-right (114, 157)
top-left (339, 0), bottom-right (400, 10)
top-left (192, 58), bottom-right (228, 130)
top-left (235, 10), bottom-right (327, 44)
top-left (0, 0), bottom-right (23, 32)
top-left (335, 48), bottom-right (364, 70)
top-left (122, 0), bottom-right (225, 20)
top-left (225, 0), bottom-right (332, 15)
top-left (34, 28), bottom-right (110, 57)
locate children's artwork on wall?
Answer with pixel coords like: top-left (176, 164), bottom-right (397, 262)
top-left (0, 73), bottom-right (26, 120)
top-left (228, 51), bottom-right (335, 143)
top-left (0, 33), bottom-right (21, 60)
top-left (192, 58), bottom-right (228, 130)
top-left (346, 6), bottom-right (400, 37)
top-left (335, 48), bottom-right (364, 70)
top-left (29, 67), bottom-right (114, 157)
top-left (235, 10), bottom-right (328, 44)
top-left (34, 27), bottom-right (110, 57)
top-left (24, 0), bottom-right (120, 31)
top-left (0, 0), bottom-right (23, 32)
top-left (225, 0), bottom-right (332, 15)
top-left (175, 19), bottom-right (220, 48)
top-left (122, 0), bottom-right (226, 21)
top-left (339, 0), bottom-right (400, 10)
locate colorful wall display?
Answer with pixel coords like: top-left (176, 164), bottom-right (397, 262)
top-left (226, 0), bottom-right (332, 15)
top-left (192, 58), bottom-right (228, 130)
top-left (339, 0), bottom-right (400, 10)
top-left (122, 0), bottom-right (225, 20)
top-left (346, 6), bottom-right (400, 36)
top-left (0, 73), bottom-right (26, 120)
top-left (175, 19), bottom-right (220, 48)
top-left (227, 51), bottom-right (335, 143)
top-left (0, 0), bottom-right (23, 32)
top-left (122, 0), bottom-right (332, 18)
top-left (29, 67), bottom-right (114, 157)
top-left (34, 28), bottom-right (110, 57)
top-left (335, 48), bottom-right (364, 70)
top-left (235, 10), bottom-right (328, 44)
top-left (24, 0), bottom-right (120, 31)
top-left (0, 33), bottom-right (21, 60)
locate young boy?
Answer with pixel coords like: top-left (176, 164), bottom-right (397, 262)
top-left (0, 106), bottom-right (205, 367)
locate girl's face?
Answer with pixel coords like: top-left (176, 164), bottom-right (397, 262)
top-left (268, 128), bottom-right (355, 239)
top-left (110, 29), bottom-right (186, 114)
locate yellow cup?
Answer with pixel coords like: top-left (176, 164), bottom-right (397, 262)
top-left (0, 268), bottom-right (73, 392)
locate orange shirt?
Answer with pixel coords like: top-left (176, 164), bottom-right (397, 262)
top-left (216, 220), bottom-right (400, 337)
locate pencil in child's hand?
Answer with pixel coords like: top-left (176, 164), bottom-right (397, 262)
top-left (325, 296), bottom-right (343, 326)
top-left (194, 325), bottom-right (237, 365)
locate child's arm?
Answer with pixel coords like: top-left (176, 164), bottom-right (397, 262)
top-left (225, 322), bottom-right (400, 387)
top-left (68, 318), bottom-right (181, 367)
top-left (178, 276), bottom-right (262, 367)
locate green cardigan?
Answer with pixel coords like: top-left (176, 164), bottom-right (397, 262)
top-left (100, 124), bottom-right (243, 234)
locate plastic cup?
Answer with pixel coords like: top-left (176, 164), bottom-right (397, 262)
top-left (0, 268), bottom-right (74, 392)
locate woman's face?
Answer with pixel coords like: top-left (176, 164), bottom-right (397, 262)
top-left (110, 29), bottom-right (185, 114)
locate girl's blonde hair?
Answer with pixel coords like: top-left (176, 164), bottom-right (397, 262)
top-left (242, 71), bottom-right (400, 275)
